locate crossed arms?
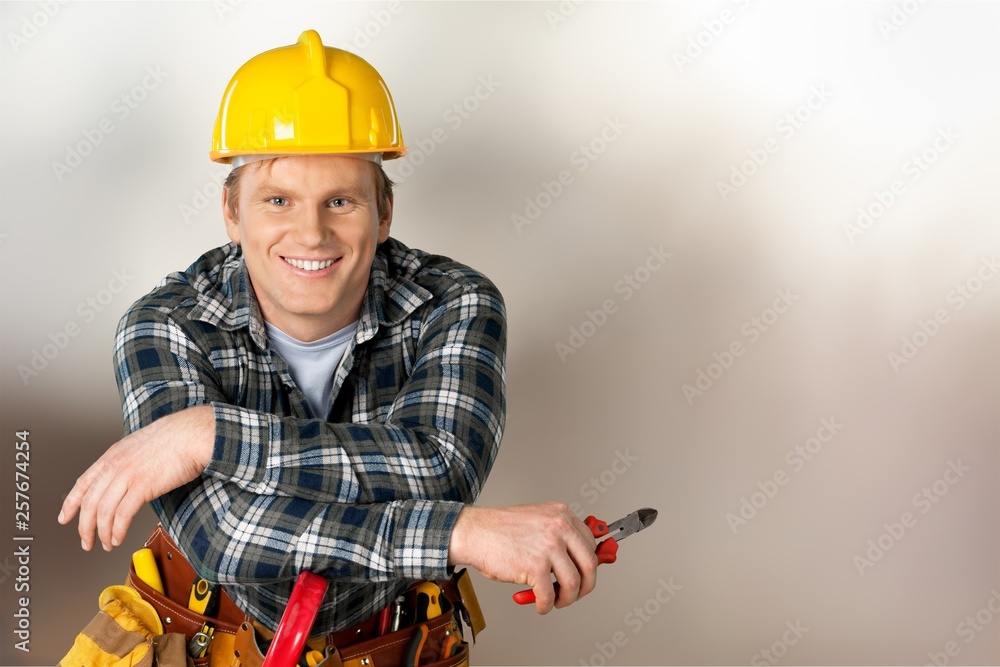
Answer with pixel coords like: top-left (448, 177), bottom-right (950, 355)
top-left (59, 267), bottom-right (598, 613)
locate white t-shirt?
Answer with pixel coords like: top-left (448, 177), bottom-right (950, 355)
top-left (264, 320), bottom-right (359, 418)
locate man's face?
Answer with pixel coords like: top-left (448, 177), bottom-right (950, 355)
top-left (222, 155), bottom-right (391, 341)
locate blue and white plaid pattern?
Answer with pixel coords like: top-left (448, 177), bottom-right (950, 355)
top-left (113, 237), bottom-right (506, 633)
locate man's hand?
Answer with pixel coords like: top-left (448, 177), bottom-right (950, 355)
top-left (447, 503), bottom-right (599, 615)
top-left (58, 406), bottom-right (215, 552)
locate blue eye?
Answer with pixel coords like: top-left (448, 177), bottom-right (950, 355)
top-left (330, 198), bottom-right (348, 208)
top-left (268, 197), bottom-right (288, 206)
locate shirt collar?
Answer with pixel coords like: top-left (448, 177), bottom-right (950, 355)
top-left (188, 240), bottom-right (434, 348)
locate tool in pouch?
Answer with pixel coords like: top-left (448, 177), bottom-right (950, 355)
top-left (512, 507), bottom-right (658, 605)
top-left (134, 548), bottom-right (224, 660)
top-left (189, 576), bottom-right (221, 616)
top-left (188, 622), bottom-right (215, 659)
top-left (120, 525), bottom-right (480, 667)
top-left (401, 583), bottom-right (440, 667)
top-left (259, 575), bottom-right (468, 667)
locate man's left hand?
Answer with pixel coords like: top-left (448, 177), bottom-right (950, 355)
top-left (58, 406), bottom-right (215, 552)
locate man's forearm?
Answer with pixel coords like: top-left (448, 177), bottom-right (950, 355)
top-left (202, 402), bottom-right (500, 506)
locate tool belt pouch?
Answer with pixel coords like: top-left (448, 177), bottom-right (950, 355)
top-left (232, 574), bottom-right (479, 667)
top-left (126, 524), bottom-right (244, 667)
top-left (127, 525), bottom-right (483, 667)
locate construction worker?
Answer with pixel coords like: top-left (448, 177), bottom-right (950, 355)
top-left (57, 29), bottom-right (598, 657)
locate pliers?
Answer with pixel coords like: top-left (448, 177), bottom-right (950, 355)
top-left (512, 507), bottom-right (658, 605)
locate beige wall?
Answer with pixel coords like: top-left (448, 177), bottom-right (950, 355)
top-left (1, 1), bottom-right (997, 665)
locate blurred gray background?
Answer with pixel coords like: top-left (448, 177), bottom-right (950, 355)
top-left (1, 1), bottom-right (997, 665)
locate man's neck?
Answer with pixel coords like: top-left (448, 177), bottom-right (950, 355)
top-left (256, 293), bottom-right (364, 343)
top-left (270, 307), bottom-right (360, 342)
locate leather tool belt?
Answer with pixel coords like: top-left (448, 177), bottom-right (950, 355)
top-left (125, 524), bottom-right (486, 667)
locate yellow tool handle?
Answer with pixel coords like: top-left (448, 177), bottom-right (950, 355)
top-left (132, 548), bottom-right (164, 594)
top-left (188, 577), bottom-right (217, 615)
top-left (414, 581), bottom-right (442, 622)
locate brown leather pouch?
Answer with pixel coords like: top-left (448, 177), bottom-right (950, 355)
top-left (129, 525), bottom-right (476, 667)
top-left (232, 598), bottom-right (469, 667)
top-left (126, 524), bottom-right (245, 666)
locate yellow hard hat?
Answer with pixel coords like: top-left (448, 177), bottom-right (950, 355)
top-left (210, 29), bottom-right (406, 164)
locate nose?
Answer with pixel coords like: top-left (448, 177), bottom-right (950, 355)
top-left (293, 204), bottom-right (329, 247)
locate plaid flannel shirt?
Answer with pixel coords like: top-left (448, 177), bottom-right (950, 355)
top-left (113, 236), bottom-right (506, 633)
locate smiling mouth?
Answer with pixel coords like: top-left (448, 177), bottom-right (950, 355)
top-left (282, 257), bottom-right (339, 271)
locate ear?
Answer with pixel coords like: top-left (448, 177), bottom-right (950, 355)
top-left (222, 186), bottom-right (240, 244)
top-left (377, 195), bottom-right (393, 244)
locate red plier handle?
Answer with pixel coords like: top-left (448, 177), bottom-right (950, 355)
top-left (512, 515), bottom-right (619, 605)
top-left (261, 571), bottom-right (329, 667)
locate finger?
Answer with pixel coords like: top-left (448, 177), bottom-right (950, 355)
top-left (77, 464), bottom-right (117, 551)
top-left (572, 516), bottom-right (599, 551)
top-left (526, 560), bottom-right (557, 615)
top-left (58, 485), bottom-right (81, 525)
top-left (549, 551), bottom-right (584, 609)
top-left (532, 576), bottom-right (557, 615)
top-left (574, 545), bottom-right (600, 599)
top-left (556, 518), bottom-right (599, 603)
top-left (59, 463), bottom-right (104, 526)
top-left (110, 490), bottom-right (144, 549)
top-left (97, 477), bottom-right (130, 551)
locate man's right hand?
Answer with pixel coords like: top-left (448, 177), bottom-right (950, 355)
top-left (58, 406), bottom-right (215, 552)
top-left (447, 503), bottom-right (599, 614)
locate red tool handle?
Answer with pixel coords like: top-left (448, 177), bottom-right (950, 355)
top-left (512, 516), bottom-right (618, 605)
top-left (261, 571), bottom-right (329, 667)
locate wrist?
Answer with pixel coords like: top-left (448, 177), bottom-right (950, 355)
top-left (170, 405), bottom-right (215, 469)
top-left (448, 505), bottom-right (474, 567)
top-left (196, 405), bottom-right (216, 468)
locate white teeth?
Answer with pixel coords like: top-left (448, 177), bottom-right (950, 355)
top-left (285, 257), bottom-right (335, 271)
